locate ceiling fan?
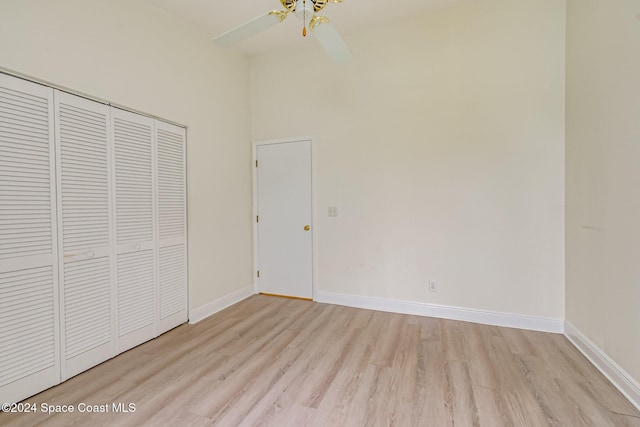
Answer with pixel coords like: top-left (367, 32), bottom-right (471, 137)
top-left (213, 0), bottom-right (351, 64)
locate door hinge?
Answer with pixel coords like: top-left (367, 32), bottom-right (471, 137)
top-left (256, 215), bottom-right (259, 223)
top-left (255, 160), bottom-right (258, 167)
top-left (257, 270), bottom-right (260, 278)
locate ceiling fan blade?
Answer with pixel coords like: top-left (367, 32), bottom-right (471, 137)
top-left (311, 18), bottom-right (352, 64)
top-left (214, 11), bottom-right (286, 47)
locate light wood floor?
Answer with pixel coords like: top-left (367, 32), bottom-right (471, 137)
top-left (2, 295), bottom-right (639, 426)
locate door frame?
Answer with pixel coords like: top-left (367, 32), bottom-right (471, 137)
top-left (252, 136), bottom-right (317, 300)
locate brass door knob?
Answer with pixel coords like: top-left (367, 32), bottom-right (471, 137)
top-left (304, 225), bottom-right (311, 231)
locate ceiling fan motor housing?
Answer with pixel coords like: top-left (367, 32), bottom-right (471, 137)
top-left (281, 0), bottom-right (329, 14)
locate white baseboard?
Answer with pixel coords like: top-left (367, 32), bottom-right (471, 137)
top-left (189, 285), bottom-right (255, 324)
top-left (314, 291), bottom-right (564, 333)
top-left (565, 322), bottom-right (640, 412)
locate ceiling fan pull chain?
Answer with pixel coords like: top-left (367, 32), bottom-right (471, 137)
top-left (303, 0), bottom-right (307, 36)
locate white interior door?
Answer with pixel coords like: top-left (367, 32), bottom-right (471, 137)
top-left (0, 74), bottom-right (60, 404)
top-left (256, 140), bottom-right (312, 299)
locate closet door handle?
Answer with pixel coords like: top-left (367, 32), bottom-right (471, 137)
top-left (135, 244), bottom-right (142, 251)
top-left (86, 251), bottom-right (95, 258)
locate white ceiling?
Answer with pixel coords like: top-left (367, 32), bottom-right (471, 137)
top-left (147, 0), bottom-right (476, 57)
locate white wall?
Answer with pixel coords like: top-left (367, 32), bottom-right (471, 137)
top-left (0, 0), bottom-right (253, 311)
top-left (566, 0), bottom-right (640, 384)
top-left (251, 0), bottom-right (566, 319)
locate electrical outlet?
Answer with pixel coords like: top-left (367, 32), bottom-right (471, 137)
top-left (428, 280), bottom-right (438, 293)
top-left (328, 206), bottom-right (338, 217)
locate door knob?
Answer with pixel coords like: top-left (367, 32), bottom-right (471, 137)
top-left (304, 225), bottom-right (311, 231)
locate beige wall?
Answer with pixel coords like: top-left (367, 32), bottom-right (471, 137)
top-left (0, 0), bottom-right (253, 310)
top-left (251, 0), bottom-right (566, 318)
top-left (566, 0), bottom-right (640, 383)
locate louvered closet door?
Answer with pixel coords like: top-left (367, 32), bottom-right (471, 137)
top-left (155, 121), bottom-right (187, 333)
top-left (0, 75), bottom-right (60, 404)
top-left (54, 91), bottom-right (114, 380)
top-left (111, 109), bottom-right (156, 353)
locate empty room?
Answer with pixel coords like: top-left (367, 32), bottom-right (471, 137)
top-left (0, 0), bottom-right (639, 425)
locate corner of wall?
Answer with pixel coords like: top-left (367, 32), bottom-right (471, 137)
top-left (565, 322), bottom-right (640, 412)
top-left (189, 285), bottom-right (255, 324)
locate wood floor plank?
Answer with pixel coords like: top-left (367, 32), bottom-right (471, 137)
top-left (463, 323), bottom-right (500, 390)
top-left (502, 387), bottom-right (554, 427)
top-left (189, 329), bottom-right (301, 420)
top-left (609, 413), bottom-right (640, 427)
top-left (500, 327), bottom-right (540, 356)
top-left (1, 294), bottom-right (638, 426)
top-left (442, 319), bottom-right (467, 362)
top-left (473, 385), bottom-right (513, 427)
top-left (369, 312), bottom-right (403, 368)
top-left (445, 360), bottom-right (480, 427)
top-left (109, 354), bottom-right (229, 426)
top-left (310, 342), bottom-right (374, 426)
top-left (411, 384), bottom-right (453, 427)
